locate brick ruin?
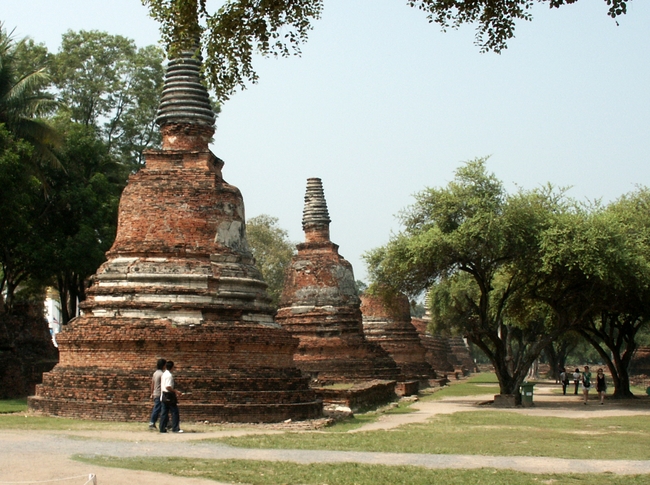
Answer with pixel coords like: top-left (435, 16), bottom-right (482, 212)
top-left (28, 46), bottom-right (321, 422)
top-left (276, 178), bottom-right (402, 386)
top-left (0, 304), bottom-right (57, 399)
top-left (360, 292), bottom-right (436, 384)
top-left (410, 293), bottom-right (476, 375)
top-left (410, 317), bottom-right (455, 374)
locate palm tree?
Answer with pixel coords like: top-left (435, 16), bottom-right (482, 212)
top-left (0, 24), bottom-right (60, 169)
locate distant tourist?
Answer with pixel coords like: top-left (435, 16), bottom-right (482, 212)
top-left (48, 317), bottom-right (61, 348)
top-left (159, 360), bottom-right (183, 433)
top-left (582, 366), bottom-right (592, 405)
top-left (596, 368), bottom-right (607, 405)
top-left (148, 358), bottom-right (166, 430)
top-left (573, 368), bottom-right (581, 395)
top-left (559, 367), bottom-right (569, 395)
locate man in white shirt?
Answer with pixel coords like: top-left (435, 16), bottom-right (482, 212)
top-left (159, 360), bottom-right (183, 433)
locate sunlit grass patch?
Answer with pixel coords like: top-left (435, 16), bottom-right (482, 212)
top-left (0, 413), bottom-right (151, 431)
top-left (423, 373), bottom-right (501, 400)
top-left (214, 411), bottom-right (650, 460)
top-left (73, 456), bottom-right (650, 485)
top-left (0, 398), bottom-right (27, 414)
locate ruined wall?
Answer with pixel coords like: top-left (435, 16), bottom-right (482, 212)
top-left (360, 293), bottom-right (436, 383)
top-left (0, 305), bottom-right (58, 398)
top-left (410, 318), bottom-right (455, 373)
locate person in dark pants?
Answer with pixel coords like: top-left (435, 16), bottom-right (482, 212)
top-left (159, 360), bottom-right (183, 433)
top-left (148, 358), bottom-right (166, 430)
top-left (596, 368), bottom-right (607, 405)
top-left (573, 368), bottom-right (581, 395)
top-left (559, 367), bottom-right (569, 395)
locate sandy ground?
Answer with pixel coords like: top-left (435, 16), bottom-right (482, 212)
top-left (2, 382), bottom-right (650, 484)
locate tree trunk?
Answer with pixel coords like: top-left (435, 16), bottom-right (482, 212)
top-left (56, 273), bottom-right (70, 325)
top-left (581, 329), bottom-right (636, 399)
top-left (545, 344), bottom-right (560, 381)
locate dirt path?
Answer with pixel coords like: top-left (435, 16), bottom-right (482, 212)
top-left (2, 383), bottom-right (650, 484)
top-left (353, 382), bottom-right (650, 432)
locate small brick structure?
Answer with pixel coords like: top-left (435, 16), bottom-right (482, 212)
top-left (630, 346), bottom-right (650, 377)
top-left (360, 292), bottom-right (437, 386)
top-left (276, 178), bottom-right (402, 393)
top-left (28, 46), bottom-right (321, 423)
top-left (448, 336), bottom-right (478, 374)
top-left (313, 380), bottom-right (397, 411)
top-left (0, 304), bottom-right (58, 399)
top-left (410, 317), bottom-right (455, 374)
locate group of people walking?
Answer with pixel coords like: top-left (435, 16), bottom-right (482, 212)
top-left (148, 358), bottom-right (184, 433)
top-left (559, 365), bottom-right (607, 404)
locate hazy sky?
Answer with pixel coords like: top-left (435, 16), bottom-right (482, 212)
top-left (4, 1), bottom-right (650, 281)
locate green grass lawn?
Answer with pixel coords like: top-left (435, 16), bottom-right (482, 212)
top-left (74, 456), bottom-right (650, 485)
top-left (216, 411), bottom-right (650, 460)
top-left (6, 373), bottom-right (650, 485)
top-left (0, 398), bottom-right (27, 414)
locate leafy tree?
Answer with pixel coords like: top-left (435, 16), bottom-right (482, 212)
top-left (142, 0), bottom-right (629, 101)
top-left (365, 159), bottom-right (579, 402)
top-left (246, 214), bottom-right (295, 309)
top-left (544, 331), bottom-right (581, 380)
top-left (571, 191), bottom-right (650, 397)
top-left (0, 124), bottom-right (42, 312)
top-left (0, 25), bottom-right (58, 171)
top-left (30, 122), bottom-right (123, 323)
top-left (51, 30), bottom-right (165, 170)
top-left (355, 280), bottom-right (368, 294)
top-left (408, 0), bottom-right (629, 53)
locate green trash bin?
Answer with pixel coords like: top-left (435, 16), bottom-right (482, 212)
top-left (520, 383), bottom-right (535, 407)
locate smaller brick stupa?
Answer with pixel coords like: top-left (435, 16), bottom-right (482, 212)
top-left (276, 178), bottom-right (401, 385)
top-left (360, 292), bottom-right (436, 384)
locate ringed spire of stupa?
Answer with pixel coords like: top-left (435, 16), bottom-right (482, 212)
top-left (155, 46), bottom-right (215, 128)
top-left (302, 177), bottom-right (331, 243)
top-left (155, 39), bottom-right (216, 150)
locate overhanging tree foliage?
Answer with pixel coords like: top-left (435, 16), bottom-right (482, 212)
top-left (142, 0), bottom-right (629, 101)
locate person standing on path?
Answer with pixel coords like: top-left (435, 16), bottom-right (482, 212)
top-left (559, 367), bottom-right (568, 395)
top-left (148, 358), bottom-right (166, 430)
top-left (573, 368), bottom-right (581, 395)
top-left (159, 360), bottom-right (183, 433)
top-left (596, 368), bottom-right (607, 405)
top-left (582, 366), bottom-right (592, 405)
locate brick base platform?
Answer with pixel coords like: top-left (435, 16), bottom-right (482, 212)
top-left (29, 318), bottom-right (322, 422)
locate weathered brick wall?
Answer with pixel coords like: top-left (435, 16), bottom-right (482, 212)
top-left (630, 346), bottom-right (650, 376)
top-left (29, 146), bottom-right (321, 423)
top-left (448, 336), bottom-right (478, 373)
top-left (313, 380), bottom-right (397, 411)
top-left (410, 318), bottom-right (455, 373)
top-left (360, 293), bottom-right (436, 383)
top-left (0, 306), bottom-right (58, 398)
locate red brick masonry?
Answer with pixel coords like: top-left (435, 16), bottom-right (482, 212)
top-left (29, 140), bottom-right (321, 423)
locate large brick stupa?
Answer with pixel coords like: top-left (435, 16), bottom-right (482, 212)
top-left (360, 292), bottom-right (436, 384)
top-left (28, 47), bottom-right (321, 422)
top-left (275, 178), bottom-right (401, 384)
